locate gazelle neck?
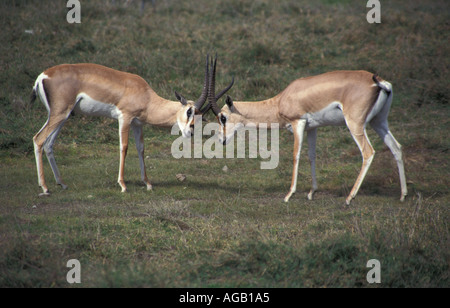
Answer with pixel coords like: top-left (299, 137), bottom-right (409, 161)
top-left (233, 94), bottom-right (285, 127)
top-left (144, 90), bottom-right (182, 127)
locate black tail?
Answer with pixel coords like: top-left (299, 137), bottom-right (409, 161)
top-left (30, 88), bottom-right (37, 104)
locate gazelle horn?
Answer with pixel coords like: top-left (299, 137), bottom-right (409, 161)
top-left (201, 54), bottom-right (234, 116)
top-left (194, 54), bottom-right (210, 110)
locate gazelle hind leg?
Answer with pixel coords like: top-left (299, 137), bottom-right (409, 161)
top-left (284, 120), bottom-right (306, 202)
top-left (43, 116), bottom-right (72, 190)
top-left (132, 124), bottom-right (152, 190)
top-left (307, 128), bottom-right (318, 200)
top-left (33, 115), bottom-right (70, 195)
top-left (34, 135), bottom-right (49, 195)
top-left (371, 122), bottom-right (407, 201)
top-left (346, 127), bottom-right (375, 205)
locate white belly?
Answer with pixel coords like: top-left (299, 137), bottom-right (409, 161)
top-left (301, 101), bottom-right (346, 130)
top-left (73, 93), bottom-right (121, 120)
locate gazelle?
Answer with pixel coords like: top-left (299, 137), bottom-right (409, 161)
top-left (31, 56), bottom-right (233, 195)
top-left (207, 70), bottom-right (407, 205)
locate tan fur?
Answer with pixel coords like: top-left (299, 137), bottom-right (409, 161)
top-left (44, 64), bottom-right (188, 126)
top-left (33, 63), bottom-right (197, 195)
top-left (219, 70), bottom-right (407, 205)
top-left (223, 71), bottom-right (379, 126)
top-left (278, 71), bottom-right (379, 123)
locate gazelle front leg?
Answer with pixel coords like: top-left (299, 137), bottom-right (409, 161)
top-left (132, 123), bottom-right (152, 190)
top-left (118, 116), bottom-right (131, 192)
top-left (307, 128), bottom-right (318, 200)
top-left (284, 119), bottom-right (306, 202)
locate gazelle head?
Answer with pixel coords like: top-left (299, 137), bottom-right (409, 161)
top-left (173, 93), bottom-right (202, 138)
top-left (173, 55), bottom-right (212, 138)
top-left (214, 95), bottom-right (244, 145)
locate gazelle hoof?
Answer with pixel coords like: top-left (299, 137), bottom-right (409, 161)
top-left (284, 191), bottom-right (294, 202)
top-left (118, 180), bottom-right (127, 192)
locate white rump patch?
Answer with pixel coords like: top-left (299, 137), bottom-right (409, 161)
top-left (366, 82), bottom-right (392, 124)
top-left (34, 73), bottom-right (50, 112)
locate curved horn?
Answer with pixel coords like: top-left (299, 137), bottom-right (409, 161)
top-left (208, 55), bottom-right (221, 116)
top-left (202, 76), bottom-right (234, 115)
top-left (215, 76), bottom-right (234, 101)
top-left (202, 54), bottom-right (234, 116)
top-left (194, 54), bottom-right (210, 110)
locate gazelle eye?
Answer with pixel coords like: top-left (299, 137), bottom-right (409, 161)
top-left (220, 115), bottom-right (227, 124)
top-left (187, 108), bottom-right (192, 118)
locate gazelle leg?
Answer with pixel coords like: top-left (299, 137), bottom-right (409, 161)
top-left (33, 114), bottom-right (70, 195)
top-left (118, 117), bottom-right (130, 192)
top-left (346, 127), bottom-right (375, 205)
top-left (371, 123), bottom-right (407, 202)
top-left (43, 118), bottom-right (71, 190)
top-left (284, 119), bottom-right (306, 202)
top-left (132, 124), bottom-right (152, 190)
top-left (307, 128), bottom-right (318, 200)
top-left (34, 135), bottom-right (49, 195)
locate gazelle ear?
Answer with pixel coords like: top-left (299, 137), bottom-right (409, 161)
top-left (225, 95), bottom-right (233, 108)
top-left (175, 91), bottom-right (188, 105)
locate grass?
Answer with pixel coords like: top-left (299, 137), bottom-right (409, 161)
top-left (0, 0), bottom-right (449, 287)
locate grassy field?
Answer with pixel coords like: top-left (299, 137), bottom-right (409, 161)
top-left (0, 0), bottom-right (448, 287)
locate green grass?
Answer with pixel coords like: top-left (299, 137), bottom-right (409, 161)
top-left (0, 0), bottom-right (449, 287)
